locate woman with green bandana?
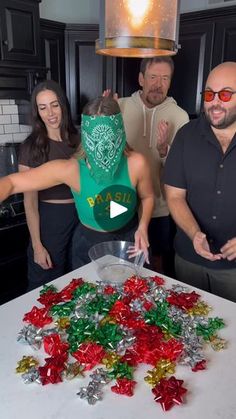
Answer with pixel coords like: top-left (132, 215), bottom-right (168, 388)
top-left (0, 96), bottom-right (154, 268)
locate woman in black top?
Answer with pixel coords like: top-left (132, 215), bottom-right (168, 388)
top-left (18, 80), bottom-right (80, 290)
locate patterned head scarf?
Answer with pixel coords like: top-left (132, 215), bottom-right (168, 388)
top-left (81, 113), bottom-right (126, 184)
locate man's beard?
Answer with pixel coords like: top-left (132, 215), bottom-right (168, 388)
top-left (145, 89), bottom-right (165, 106)
top-left (205, 106), bottom-right (236, 129)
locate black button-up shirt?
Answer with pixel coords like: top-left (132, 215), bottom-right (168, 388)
top-left (164, 113), bottom-right (236, 269)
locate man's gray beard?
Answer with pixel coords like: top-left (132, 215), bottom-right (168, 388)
top-left (146, 93), bottom-right (164, 107)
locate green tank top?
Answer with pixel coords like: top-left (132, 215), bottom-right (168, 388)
top-left (71, 156), bottom-right (137, 231)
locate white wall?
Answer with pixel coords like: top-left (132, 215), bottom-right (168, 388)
top-left (39, 0), bottom-right (200, 23)
top-left (180, 0), bottom-right (236, 13)
top-left (40, 0), bottom-right (100, 23)
top-left (39, 0), bottom-right (236, 23)
top-left (180, 0), bottom-right (208, 13)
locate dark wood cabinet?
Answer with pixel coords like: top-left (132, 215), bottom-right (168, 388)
top-left (0, 223), bottom-right (29, 305)
top-left (0, 0), bottom-right (47, 99)
top-left (0, 0), bottom-right (41, 66)
top-left (170, 21), bottom-right (214, 118)
top-left (212, 15), bottom-right (236, 66)
top-left (65, 24), bottom-right (115, 124)
top-left (169, 6), bottom-right (236, 117)
top-left (0, 1), bottom-right (69, 100)
top-left (0, 66), bottom-right (46, 100)
top-left (40, 18), bottom-right (66, 90)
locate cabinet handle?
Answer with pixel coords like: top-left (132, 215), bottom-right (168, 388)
top-left (2, 40), bottom-right (8, 46)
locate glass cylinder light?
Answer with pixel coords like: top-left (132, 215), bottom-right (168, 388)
top-left (96, 0), bottom-right (180, 57)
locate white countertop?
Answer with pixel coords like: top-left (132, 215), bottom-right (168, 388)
top-left (1, 262), bottom-right (236, 419)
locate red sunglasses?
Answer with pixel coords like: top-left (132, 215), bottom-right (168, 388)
top-left (201, 89), bottom-right (236, 102)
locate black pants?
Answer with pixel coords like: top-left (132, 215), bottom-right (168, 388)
top-left (148, 215), bottom-right (176, 277)
top-left (27, 202), bottom-right (78, 291)
top-left (175, 254), bottom-right (236, 303)
top-left (72, 215), bottom-right (138, 269)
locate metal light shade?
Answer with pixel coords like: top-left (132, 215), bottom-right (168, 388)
top-left (96, 0), bottom-right (180, 57)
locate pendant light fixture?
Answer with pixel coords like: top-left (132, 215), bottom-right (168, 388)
top-left (96, 0), bottom-right (180, 57)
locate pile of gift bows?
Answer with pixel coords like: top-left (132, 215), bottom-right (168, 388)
top-left (16, 275), bottom-right (227, 411)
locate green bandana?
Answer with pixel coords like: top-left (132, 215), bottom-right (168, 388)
top-left (81, 113), bottom-right (126, 184)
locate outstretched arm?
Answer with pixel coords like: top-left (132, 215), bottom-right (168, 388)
top-left (0, 176), bottom-right (15, 202)
top-left (165, 184), bottom-right (222, 261)
top-left (0, 158), bottom-right (79, 202)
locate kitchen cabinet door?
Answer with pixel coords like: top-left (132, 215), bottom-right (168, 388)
top-left (65, 24), bottom-right (114, 125)
top-left (169, 21), bottom-right (214, 118)
top-left (40, 19), bottom-right (66, 90)
top-left (169, 6), bottom-right (236, 118)
top-left (0, 66), bottom-right (46, 100)
top-left (0, 0), bottom-right (41, 66)
top-left (212, 16), bottom-right (236, 66)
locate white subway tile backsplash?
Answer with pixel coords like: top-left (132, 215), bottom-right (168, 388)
top-left (0, 133), bottom-right (13, 143)
top-left (0, 100), bottom-right (30, 143)
top-left (4, 124), bottom-right (20, 134)
top-left (0, 115), bottom-right (11, 124)
top-left (2, 105), bottom-right (18, 115)
top-left (13, 133), bottom-right (28, 142)
top-left (0, 100), bottom-right (10, 105)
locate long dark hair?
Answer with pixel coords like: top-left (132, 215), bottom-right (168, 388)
top-left (24, 80), bottom-right (79, 163)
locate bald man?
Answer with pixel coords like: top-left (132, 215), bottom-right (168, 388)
top-left (164, 61), bottom-right (236, 302)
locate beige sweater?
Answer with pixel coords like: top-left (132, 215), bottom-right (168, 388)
top-left (119, 91), bottom-right (189, 218)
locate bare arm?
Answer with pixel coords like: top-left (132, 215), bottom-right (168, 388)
top-left (129, 153), bottom-right (154, 259)
top-left (136, 156), bottom-right (154, 234)
top-left (19, 164), bottom-right (42, 249)
top-left (0, 158), bottom-right (79, 202)
top-left (0, 177), bottom-right (14, 202)
top-left (165, 184), bottom-right (222, 261)
top-left (19, 164), bottom-right (52, 269)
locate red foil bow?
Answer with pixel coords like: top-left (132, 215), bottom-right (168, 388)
top-left (152, 376), bottom-right (187, 411)
top-left (111, 378), bottom-right (137, 397)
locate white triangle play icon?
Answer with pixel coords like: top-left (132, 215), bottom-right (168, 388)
top-left (110, 200), bottom-right (128, 219)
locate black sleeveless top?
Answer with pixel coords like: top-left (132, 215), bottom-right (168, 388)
top-left (19, 137), bottom-right (78, 200)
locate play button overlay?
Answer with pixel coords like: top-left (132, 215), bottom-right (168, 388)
top-left (93, 184), bottom-right (137, 231)
top-left (110, 200), bottom-right (128, 218)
